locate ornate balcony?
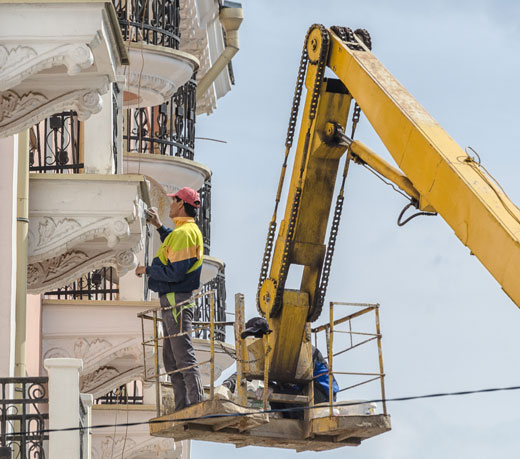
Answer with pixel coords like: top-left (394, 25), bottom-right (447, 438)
top-left (112, 0), bottom-right (198, 109)
top-left (0, 1), bottom-right (128, 137)
top-left (27, 174), bottom-right (147, 294)
top-left (41, 297), bottom-right (233, 399)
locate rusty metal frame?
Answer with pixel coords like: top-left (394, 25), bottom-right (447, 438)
top-left (311, 301), bottom-right (387, 416)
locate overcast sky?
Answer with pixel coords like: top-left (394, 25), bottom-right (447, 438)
top-left (192, 1), bottom-right (520, 458)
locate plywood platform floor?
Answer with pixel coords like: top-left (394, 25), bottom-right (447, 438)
top-left (150, 399), bottom-right (391, 452)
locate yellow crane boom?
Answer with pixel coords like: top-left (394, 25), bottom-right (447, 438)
top-left (258, 24), bottom-right (520, 382)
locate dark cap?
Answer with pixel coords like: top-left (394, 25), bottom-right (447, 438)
top-left (241, 317), bottom-right (272, 339)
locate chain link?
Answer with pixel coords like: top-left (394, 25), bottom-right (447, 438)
top-left (217, 342), bottom-right (266, 365)
top-left (258, 25), bottom-right (371, 320)
top-left (257, 24), bottom-right (329, 314)
top-left (274, 187), bottom-right (301, 310)
top-left (311, 26), bottom-right (372, 320)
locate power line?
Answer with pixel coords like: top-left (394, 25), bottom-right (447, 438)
top-left (12, 383), bottom-right (520, 436)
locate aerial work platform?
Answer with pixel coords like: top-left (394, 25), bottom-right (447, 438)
top-left (149, 399), bottom-right (390, 451)
top-left (139, 289), bottom-right (391, 452)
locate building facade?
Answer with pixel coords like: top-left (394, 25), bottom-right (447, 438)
top-left (0, 1), bottom-right (242, 457)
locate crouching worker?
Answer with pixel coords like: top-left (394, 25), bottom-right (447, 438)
top-left (135, 187), bottom-right (204, 411)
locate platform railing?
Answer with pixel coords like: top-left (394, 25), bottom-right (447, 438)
top-left (138, 289), bottom-right (234, 416)
top-left (311, 302), bottom-right (387, 416)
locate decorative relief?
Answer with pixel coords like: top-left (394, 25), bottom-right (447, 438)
top-left (92, 434), bottom-right (179, 459)
top-left (76, 90), bottom-right (103, 119)
top-left (126, 72), bottom-right (176, 103)
top-left (0, 45), bottom-right (37, 74)
top-left (0, 43), bottom-right (94, 92)
top-left (63, 44), bottom-right (94, 75)
top-left (27, 250), bottom-right (90, 287)
top-left (36, 217), bottom-right (82, 248)
top-left (29, 216), bottom-right (131, 262)
top-left (74, 338), bottom-right (112, 361)
top-left (99, 437), bottom-right (137, 459)
top-left (27, 247), bottom-right (141, 294)
top-left (115, 250), bottom-right (137, 271)
top-left (43, 347), bottom-right (70, 360)
top-left (105, 218), bottom-right (130, 248)
top-left (81, 366), bottom-right (119, 392)
top-left (0, 87), bottom-right (106, 138)
top-left (0, 89), bottom-right (48, 124)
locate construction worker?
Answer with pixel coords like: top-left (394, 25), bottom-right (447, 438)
top-left (135, 187), bottom-right (204, 411)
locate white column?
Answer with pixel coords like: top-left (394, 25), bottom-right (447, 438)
top-left (80, 393), bottom-right (94, 459)
top-left (44, 358), bottom-right (83, 459)
top-left (0, 135), bottom-right (18, 376)
top-left (84, 86), bottom-right (116, 175)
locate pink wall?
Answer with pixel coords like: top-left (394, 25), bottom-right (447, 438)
top-left (25, 294), bottom-right (42, 376)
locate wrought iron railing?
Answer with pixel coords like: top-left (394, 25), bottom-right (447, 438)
top-left (0, 377), bottom-right (48, 459)
top-left (29, 111), bottom-right (82, 173)
top-left (43, 267), bottom-right (119, 300)
top-left (95, 381), bottom-right (143, 405)
top-left (113, 0), bottom-right (180, 49)
top-left (112, 83), bottom-right (121, 174)
top-left (194, 268), bottom-right (227, 341)
top-left (123, 77), bottom-right (196, 159)
top-left (196, 179), bottom-right (211, 255)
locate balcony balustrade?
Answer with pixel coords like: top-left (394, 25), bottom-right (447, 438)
top-left (0, 377), bottom-right (48, 459)
top-left (44, 267), bottom-right (119, 301)
top-left (195, 267), bottom-right (226, 341)
top-left (95, 381), bottom-right (143, 405)
top-left (196, 179), bottom-right (211, 255)
top-left (113, 0), bottom-right (181, 50)
top-left (29, 111), bottom-right (83, 174)
top-left (124, 76), bottom-right (196, 160)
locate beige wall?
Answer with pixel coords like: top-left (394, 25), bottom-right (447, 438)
top-left (0, 135), bottom-right (18, 376)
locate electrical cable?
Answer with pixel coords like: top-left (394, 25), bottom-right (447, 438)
top-left (464, 146), bottom-right (520, 227)
top-left (397, 202), bottom-right (438, 227)
top-left (195, 137), bottom-right (228, 144)
top-left (360, 162), bottom-right (414, 202)
top-left (13, 383), bottom-right (520, 437)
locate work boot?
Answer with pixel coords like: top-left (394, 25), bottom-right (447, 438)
top-left (184, 372), bottom-right (204, 406)
top-left (171, 373), bottom-right (188, 411)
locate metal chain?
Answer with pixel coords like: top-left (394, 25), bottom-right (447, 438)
top-left (257, 24), bottom-right (329, 314)
top-left (256, 27), bottom-right (314, 311)
top-left (273, 25), bottom-right (330, 314)
top-left (217, 342), bottom-right (265, 365)
top-left (274, 187), bottom-right (302, 309)
top-left (310, 26), bottom-right (372, 320)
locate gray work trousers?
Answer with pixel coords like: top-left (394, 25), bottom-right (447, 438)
top-left (160, 292), bottom-right (204, 411)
